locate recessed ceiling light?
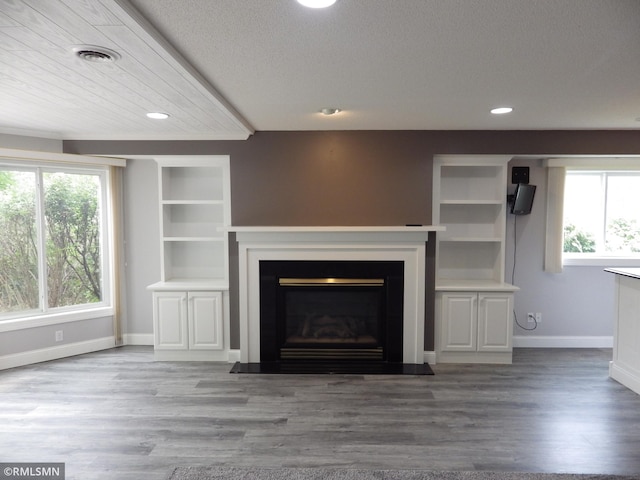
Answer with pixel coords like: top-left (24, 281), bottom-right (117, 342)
top-left (321, 108), bottom-right (341, 115)
top-left (297, 0), bottom-right (337, 8)
top-left (146, 112), bottom-right (170, 120)
top-left (491, 107), bottom-right (513, 115)
top-left (71, 45), bottom-right (120, 63)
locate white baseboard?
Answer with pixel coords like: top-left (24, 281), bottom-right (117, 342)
top-left (153, 349), bottom-right (231, 362)
top-left (227, 349), bottom-right (241, 363)
top-left (513, 335), bottom-right (613, 348)
top-left (609, 361), bottom-right (640, 396)
top-left (0, 336), bottom-right (115, 371)
top-left (423, 351), bottom-right (436, 364)
top-left (123, 333), bottom-right (154, 346)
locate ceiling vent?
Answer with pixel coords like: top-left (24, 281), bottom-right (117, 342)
top-left (71, 45), bottom-right (121, 63)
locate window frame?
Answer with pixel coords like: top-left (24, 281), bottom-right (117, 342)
top-left (564, 170), bottom-right (640, 266)
top-left (0, 149), bottom-right (123, 333)
top-left (549, 157), bottom-right (640, 268)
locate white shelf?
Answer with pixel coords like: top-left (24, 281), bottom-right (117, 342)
top-left (433, 156), bottom-right (510, 285)
top-left (160, 166), bottom-right (224, 202)
top-left (153, 156), bottom-right (231, 286)
top-left (440, 165), bottom-right (504, 203)
top-left (163, 241), bottom-right (227, 281)
top-left (162, 203), bottom-right (224, 238)
top-left (148, 279), bottom-right (230, 291)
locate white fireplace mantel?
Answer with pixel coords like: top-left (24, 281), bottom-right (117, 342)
top-left (226, 226), bottom-right (444, 364)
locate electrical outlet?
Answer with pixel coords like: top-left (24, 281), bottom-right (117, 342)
top-left (527, 312), bottom-right (535, 323)
top-left (535, 312), bottom-right (542, 323)
top-left (55, 330), bottom-right (63, 342)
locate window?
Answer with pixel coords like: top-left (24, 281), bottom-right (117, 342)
top-left (563, 170), bottom-right (640, 260)
top-left (0, 164), bottom-right (112, 320)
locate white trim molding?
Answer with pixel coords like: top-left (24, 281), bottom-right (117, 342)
top-left (0, 147), bottom-right (126, 167)
top-left (424, 351), bottom-right (437, 365)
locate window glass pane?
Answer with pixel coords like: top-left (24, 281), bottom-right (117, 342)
top-left (0, 170), bottom-right (40, 313)
top-left (43, 172), bottom-right (103, 308)
top-left (605, 174), bottom-right (640, 254)
top-left (563, 173), bottom-right (602, 253)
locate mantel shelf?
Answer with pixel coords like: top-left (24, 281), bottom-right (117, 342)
top-left (224, 225), bottom-right (444, 245)
top-left (224, 225), bottom-right (444, 234)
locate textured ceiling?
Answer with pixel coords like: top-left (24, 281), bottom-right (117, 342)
top-left (1, 0), bottom-right (640, 140)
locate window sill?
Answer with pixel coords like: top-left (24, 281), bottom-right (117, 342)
top-left (0, 306), bottom-right (114, 333)
top-left (563, 257), bottom-right (640, 267)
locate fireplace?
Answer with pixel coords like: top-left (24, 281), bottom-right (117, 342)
top-left (227, 226), bottom-right (442, 366)
top-left (259, 261), bottom-right (404, 363)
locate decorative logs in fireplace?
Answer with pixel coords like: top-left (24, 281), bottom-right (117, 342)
top-left (259, 260), bottom-right (404, 363)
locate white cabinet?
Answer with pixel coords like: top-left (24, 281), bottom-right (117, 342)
top-left (148, 156), bottom-right (231, 361)
top-left (436, 292), bottom-right (513, 363)
top-left (607, 269), bottom-right (640, 396)
top-left (153, 291), bottom-right (223, 352)
top-left (153, 292), bottom-right (188, 350)
top-left (188, 291), bottom-right (223, 350)
top-left (433, 156), bottom-right (518, 364)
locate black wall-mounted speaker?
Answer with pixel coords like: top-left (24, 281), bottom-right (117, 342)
top-left (511, 166), bottom-right (529, 184)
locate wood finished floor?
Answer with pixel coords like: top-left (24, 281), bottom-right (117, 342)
top-left (2, 347), bottom-right (640, 480)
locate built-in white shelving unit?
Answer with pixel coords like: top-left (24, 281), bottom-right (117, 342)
top-left (433, 155), bottom-right (518, 364)
top-left (148, 156), bottom-right (231, 361)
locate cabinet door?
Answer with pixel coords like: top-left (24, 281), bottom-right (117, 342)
top-left (477, 293), bottom-right (512, 352)
top-left (188, 291), bottom-right (223, 350)
top-left (441, 293), bottom-right (477, 351)
top-left (153, 292), bottom-right (188, 350)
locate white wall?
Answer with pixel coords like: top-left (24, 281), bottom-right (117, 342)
top-left (506, 159), bottom-right (615, 347)
top-left (122, 158), bottom-right (160, 342)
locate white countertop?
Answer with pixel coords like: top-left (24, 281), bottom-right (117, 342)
top-left (605, 268), bottom-right (640, 280)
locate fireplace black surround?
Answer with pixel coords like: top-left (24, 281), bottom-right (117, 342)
top-left (259, 260), bottom-right (404, 363)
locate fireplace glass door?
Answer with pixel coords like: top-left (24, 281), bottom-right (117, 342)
top-left (279, 278), bottom-right (385, 360)
top-left (259, 260), bottom-right (404, 363)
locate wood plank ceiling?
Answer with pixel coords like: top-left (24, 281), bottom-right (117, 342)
top-left (0, 0), bottom-right (253, 140)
